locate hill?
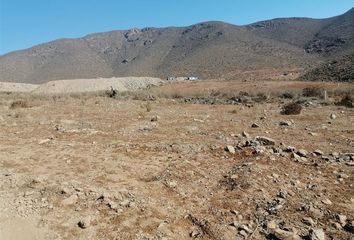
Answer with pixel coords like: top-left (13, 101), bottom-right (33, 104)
top-left (300, 52), bottom-right (354, 82)
top-left (0, 8), bottom-right (353, 84)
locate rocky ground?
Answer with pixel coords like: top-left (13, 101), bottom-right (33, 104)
top-left (0, 80), bottom-right (353, 240)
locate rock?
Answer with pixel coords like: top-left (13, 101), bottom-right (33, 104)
top-left (225, 145), bottom-right (236, 154)
top-left (336, 214), bottom-right (347, 226)
top-left (167, 180), bottom-right (177, 188)
top-left (239, 229), bottom-right (248, 237)
top-left (309, 206), bottom-right (324, 219)
top-left (284, 146), bottom-right (296, 152)
top-left (291, 152), bottom-right (301, 160)
top-left (273, 228), bottom-right (300, 240)
top-left (330, 113), bottom-right (336, 120)
top-left (242, 131), bottom-right (250, 139)
top-left (151, 116), bottom-right (159, 122)
top-left (61, 194), bottom-right (78, 206)
top-left (321, 198), bottom-right (332, 205)
top-left (331, 152), bottom-right (339, 157)
top-left (344, 220), bottom-right (354, 233)
top-left (279, 121), bottom-right (292, 126)
top-left (251, 123), bottom-right (260, 128)
top-left (254, 145), bottom-right (266, 154)
top-left (309, 228), bottom-right (325, 240)
top-left (277, 190), bottom-right (288, 198)
top-left (332, 222), bottom-right (342, 230)
top-left (266, 220), bottom-right (278, 230)
top-left (297, 149), bottom-right (308, 157)
top-left (314, 149), bottom-right (324, 156)
top-left (120, 199), bottom-right (131, 207)
top-left (78, 216), bottom-right (91, 229)
top-left (255, 136), bottom-right (275, 145)
top-left (303, 217), bottom-right (316, 226)
top-left (38, 139), bottom-right (51, 145)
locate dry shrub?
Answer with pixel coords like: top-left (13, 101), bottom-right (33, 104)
top-left (280, 92), bottom-right (294, 99)
top-left (145, 102), bottom-right (152, 112)
top-left (253, 92), bottom-right (268, 103)
top-left (336, 94), bottom-right (353, 108)
top-left (10, 100), bottom-right (29, 109)
top-left (302, 87), bottom-right (323, 98)
top-left (281, 102), bottom-right (302, 115)
top-left (239, 91), bottom-right (250, 97)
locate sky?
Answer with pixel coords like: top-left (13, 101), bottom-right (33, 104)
top-left (0, 0), bottom-right (353, 55)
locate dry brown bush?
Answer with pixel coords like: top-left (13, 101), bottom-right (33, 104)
top-left (336, 94), bottom-right (353, 108)
top-left (302, 87), bottom-right (323, 98)
top-left (10, 100), bottom-right (29, 109)
top-left (281, 102), bottom-right (302, 115)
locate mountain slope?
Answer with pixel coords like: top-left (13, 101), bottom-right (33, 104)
top-left (300, 52), bottom-right (354, 82)
top-left (0, 8), bottom-right (353, 84)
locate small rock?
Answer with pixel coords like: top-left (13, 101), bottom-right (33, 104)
top-left (78, 216), bottom-right (91, 229)
top-left (336, 214), bottom-right (347, 226)
top-left (330, 113), bottom-right (336, 120)
top-left (61, 194), bottom-right (78, 206)
top-left (297, 149), bottom-right (308, 157)
top-left (167, 180), bottom-right (177, 188)
top-left (284, 146), bottom-right (296, 152)
top-left (39, 139), bottom-right (51, 145)
top-left (239, 230), bottom-right (248, 237)
top-left (151, 116), bottom-right (159, 122)
top-left (309, 206), bottom-right (324, 219)
top-left (266, 220), bottom-right (278, 230)
top-left (314, 149), bottom-right (324, 156)
top-left (344, 220), bottom-right (354, 233)
top-left (273, 228), bottom-right (300, 240)
top-left (255, 136), bottom-right (275, 145)
top-left (251, 123), bottom-right (260, 128)
top-left (272, 173), bottom-right (280, 179)
top-left (120, 199), bottom-right (131, 207)
top-left (225, 145), bottom-right (236, 154)
top-left (277, 190), bottom-right (288, 198)
top-left (331, 152), bottom-right (339, 157)
top-left (321, 198), bottom-right (332, 205)
top-left (279, 121), bottom-right (292, 126)
top-left (303, 217), bottom-right (316, 226)
top-left (291, 152), bottom-right (301, 160)
top-left (332, 222), bottom-right (342, 230)
top-left (242, 131), bottom-right (250, 139)
top-left (309, 228), bottom-right (325, 240)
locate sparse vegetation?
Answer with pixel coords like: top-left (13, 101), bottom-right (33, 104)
top-left (10, 100), bottom-right (29, 109)
top-left (302, 87), bottom-right (323, 98)
top-left (281, 102), bottom-right (302, 115)
top-left (336, 94), bottom-right (353, 108)
top-left (280, 92), bottom-right (295, 99)
top-left (145, 102), bottom-right (152, 112)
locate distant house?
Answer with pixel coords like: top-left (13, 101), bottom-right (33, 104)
top-left (187, 76), bottom-right (199, 81)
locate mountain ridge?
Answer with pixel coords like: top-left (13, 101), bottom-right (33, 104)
top-left (0, 8), bottom-right (353, 83)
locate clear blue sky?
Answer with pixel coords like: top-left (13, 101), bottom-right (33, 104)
top-left (0, 0), bottom-right (353, 55)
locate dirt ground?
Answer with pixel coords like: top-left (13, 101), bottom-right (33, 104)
top-left (0, 80), bottom-right (353, 240)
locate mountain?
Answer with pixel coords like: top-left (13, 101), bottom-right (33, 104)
top-left (0, 8), bottom-right (353, 84)
top-left (300, 52), bottom-right (354, 82)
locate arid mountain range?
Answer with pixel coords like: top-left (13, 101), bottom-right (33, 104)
top-left (0, 7), bottom-right (353, 83)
